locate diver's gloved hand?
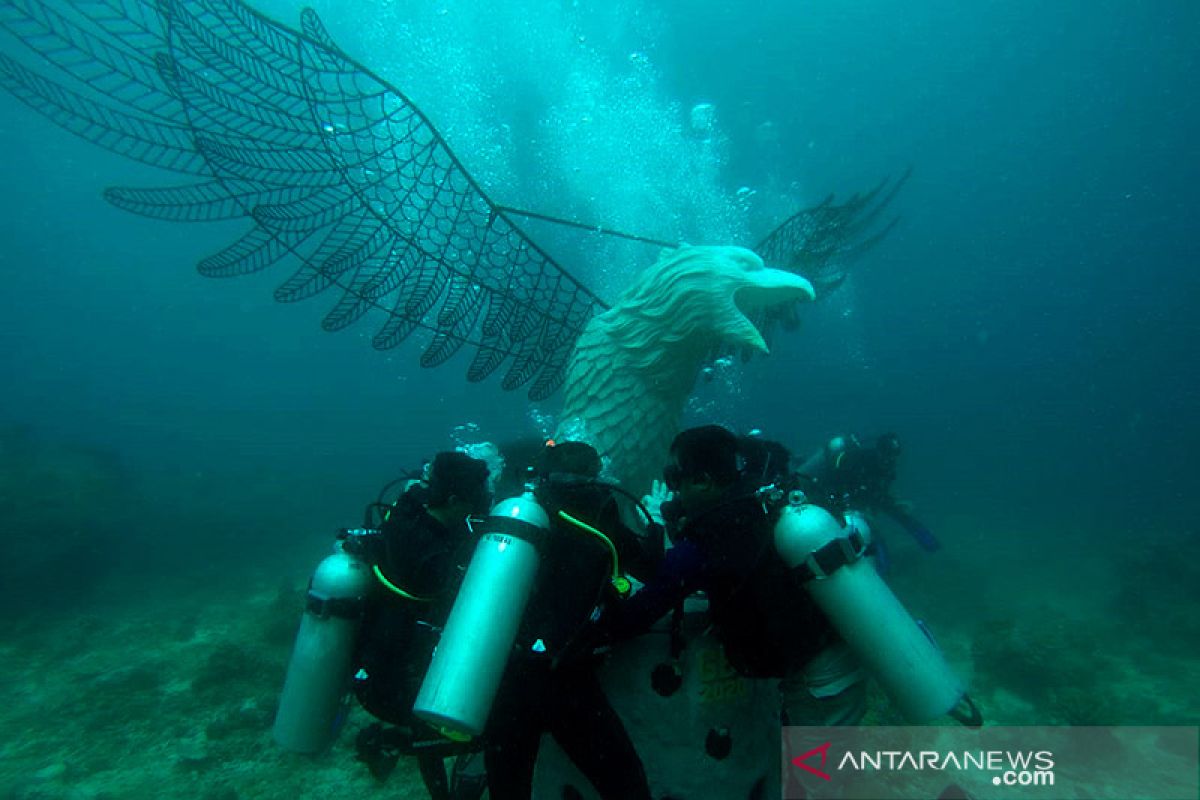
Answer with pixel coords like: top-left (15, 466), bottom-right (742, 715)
top-left (641, 479), bottom-right (672, 526)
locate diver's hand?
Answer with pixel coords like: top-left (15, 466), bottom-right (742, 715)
top-left (641, 480), bottom-right (672, 526)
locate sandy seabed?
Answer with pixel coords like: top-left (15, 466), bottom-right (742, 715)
top-left (1, 526), bottom-right (1197, 800)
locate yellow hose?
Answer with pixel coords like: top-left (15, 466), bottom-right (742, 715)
top-left (372, 563), bottom-right (431, 602)
top-left (557, 510), bottom-right (631, 596)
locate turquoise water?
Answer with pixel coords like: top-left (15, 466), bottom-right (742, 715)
top-left (0, 1), bottom-right (1196, 797)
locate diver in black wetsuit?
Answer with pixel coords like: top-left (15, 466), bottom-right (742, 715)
top-left (607, 425), bottom-right (868, 731)
top-left (797, 432), bottom-right (941, 561)
top-left (602, 427), bottom-right (977, 799)
top-left (653, 427), bottom-right (861, 674)
top-left (483, 440), bottom-right (659, 800)
top-left (350, 451), bottom-right (492, 800)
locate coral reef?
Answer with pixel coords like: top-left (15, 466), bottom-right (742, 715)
top-left (1046, 687), bottom-right (1116, 726)
top-left (0, 580), bottom-right (427, 800)
top-left (969, 610), bottom-right (1130, 724)
top-left (0, 547), bottom-right (1196, 797)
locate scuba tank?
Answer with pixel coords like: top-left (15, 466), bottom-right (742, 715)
top-left (774, 497), bottom-right (976, 724)
top-left (413, 492), bottom-right (548, 739)
top-left (842, 508), bottom-right (880, 571)
top-left (842, 508), bottom-right (871, 542)
top-left (273, 535), bottom-right (374, 752)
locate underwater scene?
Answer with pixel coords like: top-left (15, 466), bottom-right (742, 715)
top-left (0, 0), bottom-right (1196, 798)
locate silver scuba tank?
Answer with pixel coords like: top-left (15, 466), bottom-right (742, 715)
top-left (774, 498), bottom-right (966, 723)
top-left (412, 492), bottom-right (548, 739)
top-left (272, 539), bottom-right (373, 753)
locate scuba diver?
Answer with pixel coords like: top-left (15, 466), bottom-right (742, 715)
top-left (271, 450), bottom-right (493, 800)
top-left (796, 432), bottom-right (941, 568)
top-left (480, 440), bottom-right (660, 800)
top-left (349, 451), bottom-right (494, 800)
top-left (601, 425), bottom-right (977, 796)
top-left (619, 426), bottom-right (869, 726)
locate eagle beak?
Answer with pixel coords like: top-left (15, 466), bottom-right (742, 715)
top-left (730, 268), bottom-right (816, 353)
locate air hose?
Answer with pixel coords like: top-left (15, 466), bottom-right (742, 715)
top-left (556, 510), bottom-right (631, 597)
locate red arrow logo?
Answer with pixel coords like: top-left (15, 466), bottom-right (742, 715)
top-left (791, 741), bottom-right (833, 781)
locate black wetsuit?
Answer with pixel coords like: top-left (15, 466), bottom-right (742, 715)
top-left (352, 489), bottom-right (476, 798)
top-left (483, 479), bottom-right (655, 800)
top-left (800, 441), bottom-right (941, 553)
top-left (801, 442), bottom-right (897, 511)
top-left (606, 480), bottom-right (839, 679)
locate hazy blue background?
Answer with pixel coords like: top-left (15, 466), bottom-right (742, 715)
top-left (0, 0), bottom-right (1196, 596)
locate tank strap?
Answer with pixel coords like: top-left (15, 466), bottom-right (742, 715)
top-left (791, 528), bottom-right (868, 582)
top-left (485, 514), bottom-right (549, 547)
top-left (305, 590), bottom-right (365, 620)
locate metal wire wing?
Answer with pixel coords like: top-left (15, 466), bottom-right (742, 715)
top-left (0, 0), bottom-right (605, 400)
top-left (747, 168), bottom-right (911, 344)
top-left (755, 168), bottom-right (910, 291)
